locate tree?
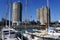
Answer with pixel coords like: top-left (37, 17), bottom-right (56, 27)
top-left (36, 21), bottom-right (40, 25)
top-left (30, 20), bottom-right (37, 25)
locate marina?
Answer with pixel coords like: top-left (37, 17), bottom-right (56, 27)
top-left (0, 0), bottom-right (60, 40)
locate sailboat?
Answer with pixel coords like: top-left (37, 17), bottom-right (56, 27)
top-left (22, 0), bottom-right (60, 40)
top-left (1, 0), bottom-right (22, 40)
top-left (2, 27), bottom-right (19, 40)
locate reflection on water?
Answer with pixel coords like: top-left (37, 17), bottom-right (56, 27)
top-left (41, 37), bottom-right (60, 40)
top-left (21, 29), bottom-right (40, 33)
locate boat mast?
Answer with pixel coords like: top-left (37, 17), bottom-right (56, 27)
top-left (9, 0), bottom-right (12, 37)
top-left (9, 0), bottom-right (12, 28)
top-left (6, 0), bottom-right (9, 27)
top-left (47, 0), bottom-right (49, 7)
top-left (25, 0), bottom-right (28, 32)
top-left (46, 0), bottom-right (49, 32)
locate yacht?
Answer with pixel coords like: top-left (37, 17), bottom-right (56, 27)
top-left (2, 26), bottom-right (21, 40)
top-left (48, 27), bottom-right (60, 36)
top-left (22, 27), bottom-right (60, 40)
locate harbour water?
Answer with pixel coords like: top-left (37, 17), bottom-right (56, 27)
top-left (43, 37), bottom-right (60, 40)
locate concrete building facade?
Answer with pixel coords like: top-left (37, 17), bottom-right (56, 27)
top-left (12, 2), bottom-right (22, 26)
top-left (37, 6), bottom-right (50, 25)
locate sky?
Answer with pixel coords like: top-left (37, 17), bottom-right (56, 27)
top-left (0, 0), bottom-right (60, 22)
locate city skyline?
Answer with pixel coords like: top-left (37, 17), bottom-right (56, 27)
top-left (0, 0), bottom-right (60, 22)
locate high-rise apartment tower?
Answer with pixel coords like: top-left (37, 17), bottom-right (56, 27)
top-left (12, 2), bottom-right (22, 26)
top-left (37, 6), bottom-right (50, 25)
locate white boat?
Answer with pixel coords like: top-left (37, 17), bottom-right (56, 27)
top-left (2, 27), bottom-right (21, 40)
top-left (22, 27), bottom-right (60, 40)
top-left (48, 27), bottom-right (60, 36)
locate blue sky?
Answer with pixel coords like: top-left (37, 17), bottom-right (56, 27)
top-left (0, 0), bottom-right (60, 22)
